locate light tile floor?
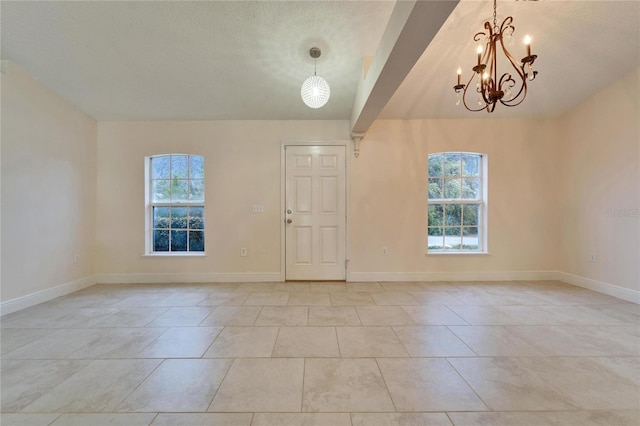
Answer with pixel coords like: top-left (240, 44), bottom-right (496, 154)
top-left (1, 280), bottom-right (639, 426)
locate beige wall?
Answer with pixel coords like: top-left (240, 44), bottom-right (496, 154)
top-left (349, 118), bottom-right (560, 277)
top-left (558, 68), bottom-right (640, 292)
top-left (2, 62), bottom-right (637, 305)
top-left (1, 62), bottom-right (97, 302)
top-left (96, 117), bottom-right (560, 280)
top-left (96, 120), bottom-right (349, 277)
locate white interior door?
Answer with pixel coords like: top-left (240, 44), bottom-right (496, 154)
top-left (285, 145), bottom-right (346, 280)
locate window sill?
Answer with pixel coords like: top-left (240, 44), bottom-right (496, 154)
top-left (425, 251), bottom-right (490, 256)
top-left (144, 253), bottom-right (206, 257)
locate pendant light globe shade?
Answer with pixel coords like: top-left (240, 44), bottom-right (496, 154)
top-left (301, 75), bottom-right (330, 109)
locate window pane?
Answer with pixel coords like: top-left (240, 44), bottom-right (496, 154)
top-left (463, 204), bottom-right (480, 226)
top-left (171, 155), bottom-right (188, 179)
top-left (153, 230), bottom-right (170, 251)
top-left (152, 179), bottom-right (171, 202)
top-left (445, 226), bottom-right (462, 236)
top-left (463, 226), bottom-right (478, 236)
top-left (444, 153), bottom-right (461, 176)
top-left (189, 179), bottom-right (205, 202)
top-left (444, 227), bottom-right (462, 249)
top-left (462, 227), bottom-right (479, 250)
top-left (152, 156), bottom-right (171, 179)
top-left (153, 206), bottom-right (170, 228)
top-left (462, 154), bottom-right (480, 176)
top-left (444, 179), bottom-right (461, 199)
top-left (189, 156), bottom-right (204, 179)
top-left (428, 226), bottom-right (443, 236)
top-left (170, 207), bottom-right (188, 229)
top-left (170, 230), bottom-right (188, 251)
top-left (462, 178), bottom-right (480, 199)
top-left (427, 227), bottom-right (444, 250)
top-left (171, 179), bottom-right (189, 203)
top-left (428, 204), bottom-right (443, 226)
top-left (428, 154), bottom-right (443, 177)
top-left (445, 204), bottom-right (462, 226)
top-left (189, 206), bottom-right (205, 229)
top-left (189, 231), bottom-right (204, 251)
top-left (428, 178), bottom-right (442, 199)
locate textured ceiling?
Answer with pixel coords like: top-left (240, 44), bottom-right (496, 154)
top-left (2, 1), bottom-right (639, 121)
top-left (1, 1), bottom-right (395, 120)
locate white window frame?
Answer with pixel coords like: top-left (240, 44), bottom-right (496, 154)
top-left (427, 152), bottom-right (488, 255)
top-left (144, 154), bottom-right (205, 256)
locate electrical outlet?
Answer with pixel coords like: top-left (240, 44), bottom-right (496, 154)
top-left (382, 247), bottom-right (388, 256)
top-left (240, 248), bottom-right (247, 257)
top-left (252, 204), bottom-right (264, 213)
top-left (74, 254), bottom-right (80, 264)
top-left (589, 252), bottom-right (597, 263)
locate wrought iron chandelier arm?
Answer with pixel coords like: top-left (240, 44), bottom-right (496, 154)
top-left (461, 72), bottom-right (491, 112)
top-left (499, 17), bottom-right (515, 35)
top-left (497, 32), bottom-right (529, 106)
top-left (474, 31), bottom-right (487, 43)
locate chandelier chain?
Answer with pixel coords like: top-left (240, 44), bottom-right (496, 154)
top-left (493, 0), bottom-right (498, 31)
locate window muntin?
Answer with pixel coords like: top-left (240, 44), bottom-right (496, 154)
top-left (428, 152), bottom-right (485, 252)
top-left (149, 154), bottom-right (204, 253)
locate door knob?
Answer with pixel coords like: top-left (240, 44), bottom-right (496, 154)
top-left (286, 218), bottom-right (292, 224)
top-left (287, 209), bottom-right (292, 214)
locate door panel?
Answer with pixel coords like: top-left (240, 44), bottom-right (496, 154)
top-left (294, 227), bottom-right (312, 265)
top-left (285, 145), bottom-right (346, 280)
top-left (320, 226), bottom-right (338, 265)
top-left (295, 177), bottom-right (312, 213)
top-left (320, 177), bottom-right (338, 213)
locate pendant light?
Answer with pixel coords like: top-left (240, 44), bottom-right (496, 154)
top-left (301, 47), bottom-right (330, 109)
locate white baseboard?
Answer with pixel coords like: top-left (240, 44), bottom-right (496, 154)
top-left (95, 272), bottom-right (281, 284)
top-left (1, 275), bottom-right (98, 316)
top-left (348, 271), bottom-right (557, 282)
top-left (557, 272), bottom-right (640, 304)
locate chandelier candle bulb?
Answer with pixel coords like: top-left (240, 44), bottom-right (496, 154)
top-left (457, 68), bottom-right (462, 85)
top-left (477, 46), bottom-right (482, 66)
top-left (524, 35), bottom-right (532, 57)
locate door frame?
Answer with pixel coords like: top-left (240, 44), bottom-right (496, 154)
top-left (280, 141), bottom-right (351, 282)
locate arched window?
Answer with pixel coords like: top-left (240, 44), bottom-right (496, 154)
top-left (428, 152), bottom-right (487, 253)
top-left (146, 154), bottom-right (205, 253)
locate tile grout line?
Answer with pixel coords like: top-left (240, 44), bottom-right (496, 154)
top-left (445, 325), bottom-right (480, 357)
top-left (444, 356), bottom-right (494, 412)
top-left (334, 326), bottom-right (342, 357)
top-left (204, 357), bottom-right (237, 412)
top-left (301, 358), bottom-right (307, 413)
top-left (110, 358), bottom-right (166, 413)
top-left (270, 326), bottom-right (282, 357)
top-left (373, 357), bottom-right (399, 413)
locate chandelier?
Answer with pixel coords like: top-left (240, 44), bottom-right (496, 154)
top-left (453, 0), bottom-right (538, 112)
top-left (301, 47), bottom-right (330, 109)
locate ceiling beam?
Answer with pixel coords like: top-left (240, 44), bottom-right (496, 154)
top-left (349, 0), bottom-right (459, 134)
